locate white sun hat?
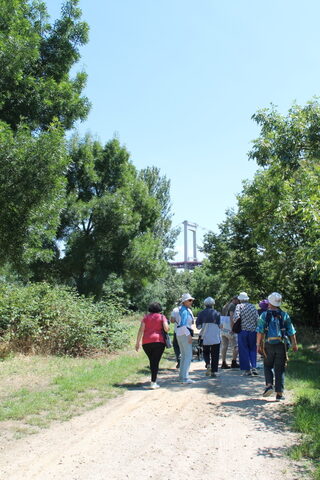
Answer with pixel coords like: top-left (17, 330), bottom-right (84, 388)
top-left (268, 292), bottom-right (282, 307)
top-left (238, 292), bottom-right (249, 301)
top-left (180, 293), bottom-right (195, 303)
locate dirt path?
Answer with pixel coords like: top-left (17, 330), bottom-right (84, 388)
top-left (0, 360), bottom-right (309, 480)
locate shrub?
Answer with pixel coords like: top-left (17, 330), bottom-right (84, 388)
top-left (0, 282), bottom-right (129, 356)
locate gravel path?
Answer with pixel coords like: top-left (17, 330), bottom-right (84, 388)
top-left (0, 359), bottom-right (310, 480)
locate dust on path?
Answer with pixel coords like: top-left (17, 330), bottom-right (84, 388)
top-left (0, 360), bottom-right (310, 480)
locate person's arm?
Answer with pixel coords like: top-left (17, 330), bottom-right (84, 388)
top-left (162, 316), bottom-right (169, 333)
top-left (135, 322), bottom-right (145, 352)
top-left (289, 334), bottom-right (298, 352)
top-left (231, 305), bottom-right (239, 328)
top-left (256, 332), bottom-right (265, 355)
top-left (284, 314), bottom-right (298, 352)
top-left (256, 314), bottom-right (266, 355)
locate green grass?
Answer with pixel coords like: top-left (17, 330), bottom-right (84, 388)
top-left (287, 338), bottom-right (320, 479)
top-left (0, 317), bottom-right (174, 438)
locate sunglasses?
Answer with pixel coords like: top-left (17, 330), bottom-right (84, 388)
top-left (187, 299), bottom-right (193, 302)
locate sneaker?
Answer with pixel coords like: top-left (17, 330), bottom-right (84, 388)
top-left (206, 366), bottom-right (211, 376)
top-left (231, 360), bottom-right (240, 368)
top-left (221, 362), bottom-right (231, 369)
top-left (243, 370), bottom-right (252, 376)
top-left (251, 368), bottom-right (259, 376)
top-left (211, 372), bottom-right (217, 378)
top-left (181, 379), bottom-right (195, 384)
top-left (150, 382), bottom-right (160, 389)
top-left (262, 385), bottom-right (274, 397)
top-left (276, 394), bottom-right (285, 401)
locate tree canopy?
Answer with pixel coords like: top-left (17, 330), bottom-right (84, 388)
top-left (201, 100), bottom-right (320, 326)
top-left (0, 0), bottom-right (90, 131)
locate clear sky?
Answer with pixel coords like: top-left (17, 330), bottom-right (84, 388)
top-left (46, 0), bottom-right (320, 260)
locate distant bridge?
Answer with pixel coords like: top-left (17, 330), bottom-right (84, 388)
top-left (169, 260), bottom-right (203, 270)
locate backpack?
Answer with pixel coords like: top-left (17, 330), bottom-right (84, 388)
top-left (264, 309), bottom-right (289, 345)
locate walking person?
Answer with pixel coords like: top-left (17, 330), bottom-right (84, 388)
top-left (170, 304), bottom-right (181, 368)
top-left (196, 297), bottom-right (221, 378)
top-left (256, 292), bottom-right (298, 401)
top-left (220, 315), bottom-right (239, 369)
top-left (233, 292), bottom-right (259, 376)
top-left (257, 298), bottom-right (269, 316)
top-left (220, 296), bottom-right (240, 369)
top-left (135, 302), bottom-right (169, 389)
top-left (176, 293), bottom-right (195, 384)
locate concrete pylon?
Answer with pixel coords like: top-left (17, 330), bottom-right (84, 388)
top-left (183, 220), bottom-right (198, 264)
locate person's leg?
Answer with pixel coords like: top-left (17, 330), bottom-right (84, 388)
top-left (221, 335), bottom-right (230, 367)
top-left (203, 345), bottom-right (211, 368)
top-left (247, 331), bottom-right (257, 369)
top-left (211, 343), bottom-right (220, 373)
top-left (142, 343), bottom-right (155, 382)
top-left (173, 332), bottom-right (180, 365)
top-left (177, 335), bottom-right (192, 381)
top-left (264, 343), bottom-right (276, 387)
top-left (230, 334), bottom-right (239, 367)
top-left (274, 343), bottom-right (286, 394)
top-left (237, 331), bottom-right (251, 371)
top-left (149, 342), bottom-right (166, 383)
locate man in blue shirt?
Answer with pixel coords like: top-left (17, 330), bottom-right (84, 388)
top-left (256, 292), bottom-right (298, 401)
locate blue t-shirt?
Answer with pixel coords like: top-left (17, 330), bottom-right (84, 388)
top-left (257, 309), bottom-right (296, 343)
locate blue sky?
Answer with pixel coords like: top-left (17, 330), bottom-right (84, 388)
top-left (46, 0), bottom-right (320, 260)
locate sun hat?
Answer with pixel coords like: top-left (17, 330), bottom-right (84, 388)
top-left (180, 293), bottom-right (195, 303)
top-left (259, 299), bottom-right (269, 310)
top-left (238, 292), bottom-right (249, 301)
top-left (268, 292), bottom-right (282, 307)
top-left (204, 297), bottom-right (215, 306)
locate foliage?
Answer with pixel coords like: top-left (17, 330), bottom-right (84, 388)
top-left (131, 267), bottom-right (192, 316)
top-left (201, 100), bottom-right (320, 326)
top-left (287, 336), bottom-right (320, 479)
top-left (0, 282), bottom-right (129, 355)
top-left (54, 134), bottom-right (175, 300)
top-left (0, 0), bottom-right (90, 131)
top-left (0, 121), bottom-right (67, 267)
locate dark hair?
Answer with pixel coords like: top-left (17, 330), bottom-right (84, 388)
top-left (148, 302), bottom-right (162, 313)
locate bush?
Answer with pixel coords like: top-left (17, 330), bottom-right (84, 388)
top-left (0, 282), bottom-right (129, 356)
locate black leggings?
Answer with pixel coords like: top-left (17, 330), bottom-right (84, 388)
top-left (142, 342), bottom-right (166, 382)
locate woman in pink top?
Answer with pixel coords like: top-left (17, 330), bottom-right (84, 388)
top-left (135, 302), bottom-right (169, 389)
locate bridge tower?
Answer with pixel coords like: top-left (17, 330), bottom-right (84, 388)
top-left (183, 220), bottom-right (198, 263)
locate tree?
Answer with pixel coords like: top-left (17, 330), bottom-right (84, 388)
top-left (56, 135), bottom-right (171, 299)
top-left (0, 121), bottom-right (67, 268)
top-left (139, 166), bottom-right (179, 259)
top-left (200, 100), bottom-right (320, 326)
top-left (0, 0), bottom-right (90, 131)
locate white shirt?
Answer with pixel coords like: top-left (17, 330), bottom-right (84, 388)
top-left (170, 306), bottom-right (194, 336)
top-left (220, 315), bottom-right (231, 334)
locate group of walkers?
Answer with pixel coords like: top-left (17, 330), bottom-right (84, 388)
top-left (135, 291), bottom-right (298, 400)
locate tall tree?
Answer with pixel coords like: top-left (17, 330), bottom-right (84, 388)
top-left (0, 121), bottom-right (67, 267)
top-left (0, 0), bottom-right (90, 269)
top-left (0, 0), bottom-right (90, 131)
top-left (139, 166), bottom-right (179, 259)
top-left (57, 135), bottom-right (170, 299)
top-left (198, 101), bottom-right (320, 326)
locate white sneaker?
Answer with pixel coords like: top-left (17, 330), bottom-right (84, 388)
top-left (150, 382), bottom-right (160, 389)
top-left (181, 379), bottom-right (195, 384)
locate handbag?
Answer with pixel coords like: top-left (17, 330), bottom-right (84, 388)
top-left (161, 314), bottom-right (172, 348)
top-left (232, 318), bottom-right (241, 334)
top-left (163, 330), bottom-right (172, 348)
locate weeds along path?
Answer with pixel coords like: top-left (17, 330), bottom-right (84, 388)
top-left (0, 361), bottom-right (309, 480)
